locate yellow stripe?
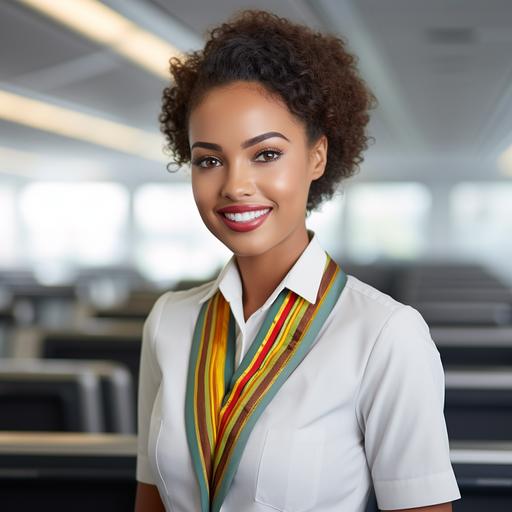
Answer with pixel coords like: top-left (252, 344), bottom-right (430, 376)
top-left (211, 299), bottom-right (229, 441)
top-left (214, 295), bottom-right (305, 461)
top-left (213, 300), bottom-right (310, 491)
top-left (214, 270), bottom-right (339, 486)
top-left (205, 294), bottom-right (220, 447)
top-left (236, 296), bottom-right (304, 402)
top-left (218, 293), bottom-right (293, 416)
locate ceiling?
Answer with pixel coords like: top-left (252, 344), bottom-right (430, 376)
top-left (1, 0), bottom-right (511, 186)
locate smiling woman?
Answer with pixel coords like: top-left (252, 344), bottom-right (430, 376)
top-left (134, 9), bottom-right (461, 512)
top-left (188, 81), bottom-right (328, 265)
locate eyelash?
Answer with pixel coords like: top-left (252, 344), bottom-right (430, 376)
top-left (192, 147), bottom-right (283, 168)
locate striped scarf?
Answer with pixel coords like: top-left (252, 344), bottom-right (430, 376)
top-left (185, 254), bottom-right (346, 511)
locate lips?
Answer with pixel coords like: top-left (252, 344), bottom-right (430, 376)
top-left (216, 204), bottom-right (273, 232)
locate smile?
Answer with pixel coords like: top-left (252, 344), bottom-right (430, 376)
top-left (224, 208), bottom-right (270, 222)
top-left (217, 206), bottom-right (272, 232)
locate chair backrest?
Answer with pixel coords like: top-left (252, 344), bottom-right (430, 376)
top-left (9, 322), bottom-right (143, 385)
top-left (413, 288), bottom-right (512, 304)
top-left (0, 431), bottom-right (137, 512)
top-left (414, 301), bottom-right (512, 326)
top-left (445, 367), bottom-right (512, 441)
top-left (0, 359), bottom-right (104, 432)
top-left (451, 440), bottom-right (512, 511)
top-left (0, 358), bottom-right (135, 434)
top-left (431, 327), bottom-right (512, 367)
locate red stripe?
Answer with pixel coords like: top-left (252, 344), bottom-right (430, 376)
top-left (216, 293), bottom-right (298, 440)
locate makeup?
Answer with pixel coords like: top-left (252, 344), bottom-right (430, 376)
top-left (216, 205), bottom-right (272, 232)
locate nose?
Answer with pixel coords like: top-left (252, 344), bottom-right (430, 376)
top-left (220, 162), bottom-right (255, 200)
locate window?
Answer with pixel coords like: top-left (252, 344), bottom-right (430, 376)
top-left (345, 183), bottom-right (431, 261)
top-left (0, 185), bottom-right (17, 267)
top-left (19, 182), bottom-right (129, 270)
top-left (134, 183), bottom-right (230, 283)
top-left (451, 182), bottom-right (512, 262)
top-left (306, 195), bottom-right (345, 256)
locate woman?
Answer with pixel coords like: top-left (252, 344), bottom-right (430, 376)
top-left (134, 9), bottom-right (461, 512)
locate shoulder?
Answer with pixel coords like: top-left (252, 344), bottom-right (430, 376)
top-left (338, 273), bottom-right (436, 354)
top-left (340, 273), bottom-right (405, 327)
top-left (343, 274), bottom-right (402, 310)
top-left (141, 280), bottom-right (218, 359)
top-left (155, 280), bottom-right (215, 308)
top-left (143, 280), bottom-right (216, 330)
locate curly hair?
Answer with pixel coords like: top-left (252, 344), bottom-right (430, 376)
top-left (159, 9), bottom-right (377, 212)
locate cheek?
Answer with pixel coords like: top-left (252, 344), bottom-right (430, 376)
top-left (266, 164), bottom-right (311, 205)
top-left (191, 176), bottom-right (215, 218)
top-left (193, 189), bottom-right (213, 224)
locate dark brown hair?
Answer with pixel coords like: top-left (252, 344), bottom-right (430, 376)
top-left (159, 9), bottom-right (377, 212)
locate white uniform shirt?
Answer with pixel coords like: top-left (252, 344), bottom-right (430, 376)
top-left (136, 233), bottom-right (461, 511)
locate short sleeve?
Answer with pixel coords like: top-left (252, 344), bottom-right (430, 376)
top-left (135, 292), bottom-right (167, 484)
top-left (355, 305), bottom-right (461, 510)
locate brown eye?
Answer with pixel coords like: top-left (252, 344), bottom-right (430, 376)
top-left (194, 156), bottom-right (221, 168)
top-left (255, 149), bottom-right (282, 162)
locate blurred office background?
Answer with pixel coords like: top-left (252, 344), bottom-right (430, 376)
top-left (1, 0), bottom-right (512, 510)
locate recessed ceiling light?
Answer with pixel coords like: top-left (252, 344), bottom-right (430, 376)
top-left (426, 27), bottom-right (477, 45)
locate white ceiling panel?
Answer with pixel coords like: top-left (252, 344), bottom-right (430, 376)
top-left (332, 0), bottom-right (512, 155)
top-left (41, 65), bottom-right (166, 131)
top-left (1, 0), bottom-right (511, 184)
top-left (0, 2), bottom-right (100, 81)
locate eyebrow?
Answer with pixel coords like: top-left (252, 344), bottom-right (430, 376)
top-left (190, 131), bottom-right (290, 151)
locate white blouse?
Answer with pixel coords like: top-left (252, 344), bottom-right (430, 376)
top-left (136, 232), bottom-right (461, 511)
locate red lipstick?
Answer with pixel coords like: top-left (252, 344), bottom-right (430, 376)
top-left (216, 204), bottom-right (272, 232)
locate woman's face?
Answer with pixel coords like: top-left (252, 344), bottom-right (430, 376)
top-left (188, 80), bottom-right (327, 258)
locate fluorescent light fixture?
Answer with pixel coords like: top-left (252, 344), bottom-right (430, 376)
top-left (0, 89), bottom-right (164, 160)
top-left (498, 144), bottom-right (512, 176)
top-left (19, 0), bottom-right (183, 78)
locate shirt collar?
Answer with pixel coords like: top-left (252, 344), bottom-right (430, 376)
top-left (198, 230), bottom-right (327, 307)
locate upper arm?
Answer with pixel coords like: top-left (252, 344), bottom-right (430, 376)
top-left (134, 482), bottom-right (166, 512)
top-left (136, 293), bottom-right (168, 484)
top-left (356, 306), bottom-right (461, 510)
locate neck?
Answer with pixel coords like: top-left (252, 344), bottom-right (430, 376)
top-left (235, 226), bottom-right (311, 322)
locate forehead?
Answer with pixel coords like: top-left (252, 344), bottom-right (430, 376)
top-left (188, 81), bottom-right (304, 143)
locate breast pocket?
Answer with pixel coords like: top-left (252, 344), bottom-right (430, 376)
top-left (254, 427), bottom-right (325, 512)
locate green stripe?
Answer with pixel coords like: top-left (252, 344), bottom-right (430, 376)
top-left (213, 294), bottom-right (307, 463)
top-left (211, 266), bottom-right (347, 512)
top-left (184, 301), bottom-right (211, 511)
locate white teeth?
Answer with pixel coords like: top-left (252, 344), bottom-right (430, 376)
top-left (224, 208), bottom-right (270, 222)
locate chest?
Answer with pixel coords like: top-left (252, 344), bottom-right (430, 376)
top-left (147, 304), bottom-right (371, 511)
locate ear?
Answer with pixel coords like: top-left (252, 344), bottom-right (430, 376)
top-left (309, 134), bottom-right (328, 181)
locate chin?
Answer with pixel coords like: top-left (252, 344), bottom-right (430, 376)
top-left (207, 223), bottom-right (276, 257)
top-left (220, 234), bottom-right (273, 258)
